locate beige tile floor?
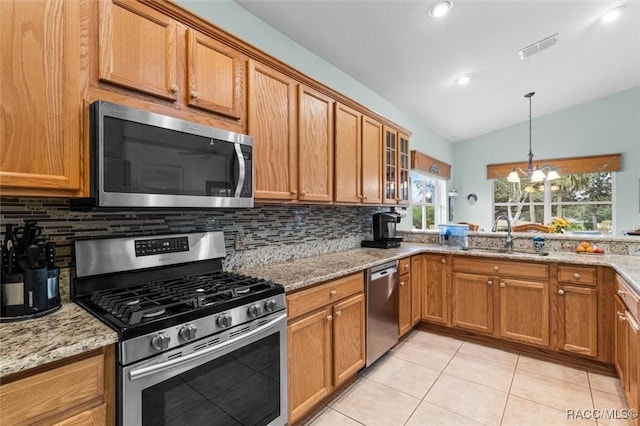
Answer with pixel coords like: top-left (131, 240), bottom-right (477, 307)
top-left (303, 330), bottom-right (636, 426)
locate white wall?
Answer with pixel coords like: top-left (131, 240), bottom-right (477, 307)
top-left (452, 87), bottom-right (640, 234)
top-left (174, 0), bottom-right (452, 164)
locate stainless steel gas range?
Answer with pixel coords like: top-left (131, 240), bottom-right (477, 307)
top-left (72, 231), bottom-right (287, 426)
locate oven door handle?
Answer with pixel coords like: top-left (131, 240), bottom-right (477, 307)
top-left (129, 313), bottom-right (286, 381)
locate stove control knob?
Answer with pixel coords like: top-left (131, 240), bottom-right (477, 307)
top-left (179, 324), bottom-right (197, 341)
top-left (217, 313), bottom-right (232, 328)
top-left (248, 304), bottom-right (264, 318)
top-left (150, 333), bottom-right (171, 351)
top-left (264, 299), bottom-right (277, 312)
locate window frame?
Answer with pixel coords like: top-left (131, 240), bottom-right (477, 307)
top-left (492, 172), bottom-right (616, 234)
top-left (410, 171), bottom-right (446, 231)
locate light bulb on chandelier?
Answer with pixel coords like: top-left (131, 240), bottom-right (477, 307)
top-left (506, 92), bottom-right (561, 186)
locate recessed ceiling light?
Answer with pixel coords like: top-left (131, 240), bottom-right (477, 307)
top-left (429, 1), bottom-right (453, 18)
top-left (602, 5), bottom-right (625, 23)
top-left (455, 74), bottom-right (471, 86)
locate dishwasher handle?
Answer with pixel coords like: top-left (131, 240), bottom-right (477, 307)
top-left (371, 266), bottom-right (398, 281)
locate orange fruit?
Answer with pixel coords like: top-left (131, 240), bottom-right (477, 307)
top-left (586, 246), bottom-right (595, 253)
top-left (581, 241), bottom-right (591, 248)
top-left (576, 246), bottom-right (586, 253)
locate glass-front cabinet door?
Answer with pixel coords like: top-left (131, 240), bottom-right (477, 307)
top-left (383, 126), bottom-right (397, 204)
top-left (383, 126), bottom-right (410, 205)
top-left (398, 133), bottom-right (410, 205)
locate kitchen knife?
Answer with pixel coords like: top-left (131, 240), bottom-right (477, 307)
top-left (7, 247), bottom-right (15, 275)
top-left (26, 244), bottom-right (41, 269)
top-left (45, 242), bottom-right (56, 269)
top-left (4, 224), bottom-right (15, 250)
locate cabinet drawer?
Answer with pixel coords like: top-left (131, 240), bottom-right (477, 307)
top-left (617, 274), bottom-right (640, 321)
top-left (453, 257), bottom-right (548, 280)
top-left (399, 257), bottom-right (411, 275)
top-left (558, 265), bottom-right (597, 286)
top-left (0, 353), bottom-right (105, 425)
top-left (287, 272), bottom-right (364, 319)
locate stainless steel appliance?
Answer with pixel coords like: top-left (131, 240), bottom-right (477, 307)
top-left (365, 261), bottom-right (399, 366)
top-left (1, 221), bottom-right (60, 321)
top-left (73, 231), bottom-right (287, 426)
top-left (361, 211), bottom-right (403, 249)
top-left (71, 100), bottom-right (253, 210)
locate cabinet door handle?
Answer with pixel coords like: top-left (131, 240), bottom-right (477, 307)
top-left (191, 90), bottom-right (198, 99)
top-left (327, 315), bottom-right (333, 321)
top-left (400, 281), bottom-right (405, 286)
top-left (358, 195), bottom-right (363, 199)
top-left (573, 273), bottom-right (581, 280)
top-left (618, 289), bottom-right (626, 296)
top-left (558, 289), bottom-right (565, 295)
top-left (404, 264), bottom-right (409, 269)
top-left (335, 311), bottom-right (342, 317)
top-left (493, 266), bottom-right (499, 272)
top-left (170, 84), bottom-right (179, 93)
top-left (290, 191), bottom-right (297, 195)
top-left (441, 259), bottom-right (445, 264)
top-left (617, 312), bottom-right (627, 322)
top-left (301, 191), bottom-right (307, 196)
top-left (330, 290), bottom-right (337, 297)
top-left (487, 280), bottom-right (493, 286)
top-left (500, 282), bottom-right (506, 288)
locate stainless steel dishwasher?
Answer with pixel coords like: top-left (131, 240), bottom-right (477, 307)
top-left (366, 260), bottom-right (399, 366)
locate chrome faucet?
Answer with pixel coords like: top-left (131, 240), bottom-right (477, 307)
top-left (492, 215), bottom-right (515, 252)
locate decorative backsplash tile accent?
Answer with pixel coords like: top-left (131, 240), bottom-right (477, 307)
top-left (0, 198), bottom-right (385, 271)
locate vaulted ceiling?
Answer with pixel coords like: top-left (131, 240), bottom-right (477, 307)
top-left (235, 0), bottom-right (640, 142)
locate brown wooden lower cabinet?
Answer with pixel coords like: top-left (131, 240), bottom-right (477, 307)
top-left (452, 272), bottom-right (494, 334)
top-left (287, 273), bottom-right (365, 424)
top-left (398, 257), bottom-right (412, 337)
top-left (417, 254), bottom-right (449, 326)
top-left (0, 345), bottom-right (114, 426)
top-left (556, 284), bottom-right (598, 357)
top-left (499, 278), bottom-right (549, 347)
top-left (615, 273), bottom-right (640, 414)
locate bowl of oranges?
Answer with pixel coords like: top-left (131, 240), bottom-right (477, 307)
top-left (576, 241), bottom-right (604, 254)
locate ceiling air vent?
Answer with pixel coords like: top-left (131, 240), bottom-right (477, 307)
top-left (518, 33), bottom-right (559, 60)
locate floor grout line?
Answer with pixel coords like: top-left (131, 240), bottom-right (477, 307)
top-left (307, 331), bottom-right (626, 425)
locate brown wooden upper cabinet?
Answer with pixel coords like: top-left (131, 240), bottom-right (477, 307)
top-left (248, 61), bottom-right (298, 200)
top-left (382, 127), bottom-right (410, 205)
top-left (334, 104), bottom-right (383, 204)
top-left (0, 0), bottom-right (83, 197)
top-left (250, 78), bottom-right (334, 203)
top-left (298, 85), bottom-right (334, 202)
top-left (98, 0), bottom-right (245, 122)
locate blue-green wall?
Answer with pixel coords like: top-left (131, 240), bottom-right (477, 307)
top-left (174, 0), bottom-right (452, 163)
top-left (175, 1), bottom-right (638, 235)
top-left (452, 87), bottom-right (640, 235)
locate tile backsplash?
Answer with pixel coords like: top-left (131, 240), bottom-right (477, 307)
top-left (0, 198), bottom-right (384, 272)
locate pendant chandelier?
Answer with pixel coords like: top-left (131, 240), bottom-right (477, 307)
top-left (506, 92), bottom-right (560, 187)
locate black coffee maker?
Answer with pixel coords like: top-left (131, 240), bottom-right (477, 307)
top-left (362, 211), bottom-right (403, 249)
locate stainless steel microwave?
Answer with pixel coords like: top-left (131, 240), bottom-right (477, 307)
top-left (71, 101), bottom-right (253, 210)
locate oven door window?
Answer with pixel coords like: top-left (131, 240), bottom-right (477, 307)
top-left (141, 333), bottom-right (280, 426)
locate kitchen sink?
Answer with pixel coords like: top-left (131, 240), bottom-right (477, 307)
top-left (460, 247), bottom-right (549, 256)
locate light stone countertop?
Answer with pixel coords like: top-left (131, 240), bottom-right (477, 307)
top-left (1, 242), bottom-right (638, 380)
top-left (237, 243), bottom-right (640, 294)
top-left (0, 303), bottom-right (118, 378)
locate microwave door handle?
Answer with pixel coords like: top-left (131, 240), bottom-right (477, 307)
top-left (234, 143), bottom-right (245, 197)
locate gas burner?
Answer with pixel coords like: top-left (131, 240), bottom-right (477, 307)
top-left (141, 308), bottom-right (166, 319)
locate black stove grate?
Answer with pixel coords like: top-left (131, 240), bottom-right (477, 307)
top-left (88, 272), bottom-right (277, 326)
